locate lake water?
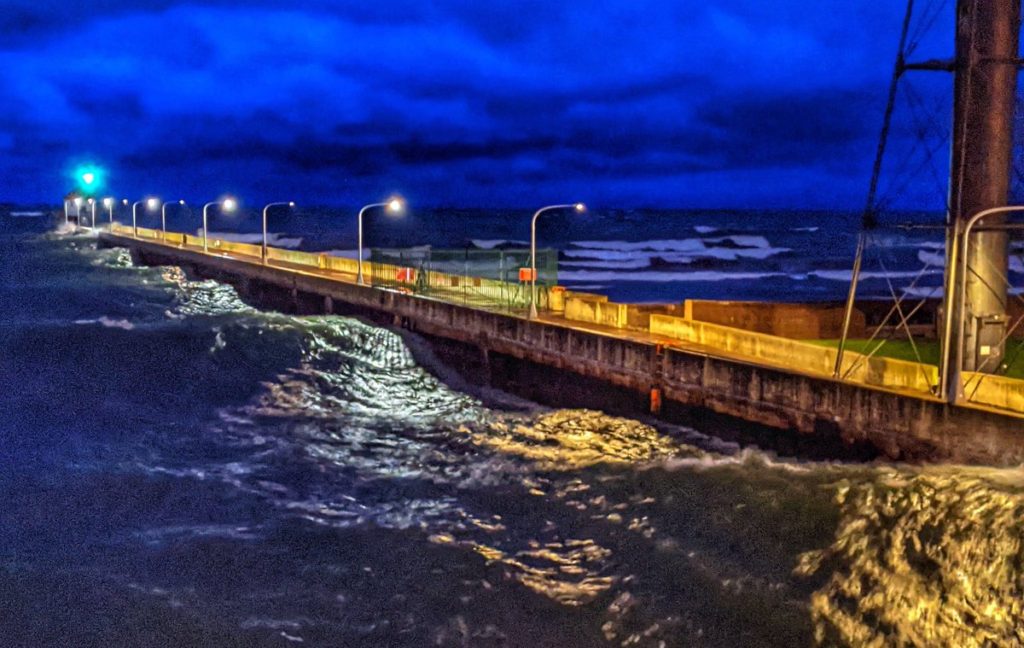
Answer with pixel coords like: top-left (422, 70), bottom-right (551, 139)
top-left (2, 208), bottom-right (1021, 646)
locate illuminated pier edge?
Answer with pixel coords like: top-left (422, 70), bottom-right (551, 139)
top-left (96, 223), bottom-right (1024, 466)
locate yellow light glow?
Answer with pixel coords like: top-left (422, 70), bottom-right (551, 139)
top-left (222, 198), bottom-right (238, 212)
top-left (575, 203), bottom-right (586, 212)
top-left (387, 198), bottom-right (404, 213)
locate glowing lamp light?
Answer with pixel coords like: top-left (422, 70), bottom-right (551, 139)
top-left (146, 198), bottom-right (159, 210)
top-left (177, 199), bottom-right (186, 205)
top-left (87, 198), bottom-right (94, 205)
top-left (103, 198), bottom-right (113, 207)
top-left (122, 199), bottom-right (129, 205)
top-left (387, 198), bottom-right (404, 213)
top-left (222, 198), bottom-right (238, 212)
top-left (288, 201), bottom-right (296, 207)
top-left (82, 172), bottom-right (95, 185)
top-left (575, 203), bottom-right (586, 212)
top-left (74, 197), bottom-right (83, 207)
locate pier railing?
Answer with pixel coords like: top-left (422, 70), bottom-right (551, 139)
top-left (107, 223), bottom-right (1024, 416)
top-left (111, 224), bottom-right (552, 313)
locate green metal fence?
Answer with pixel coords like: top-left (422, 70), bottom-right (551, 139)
top-left (368, 247), bottom-right (558, 312)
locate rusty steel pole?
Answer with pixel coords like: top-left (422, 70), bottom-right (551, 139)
top-left (946, 0), bottom-right (1020, 378)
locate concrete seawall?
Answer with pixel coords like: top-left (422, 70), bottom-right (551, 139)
top-left (99, 231), bottom-right (1024, 465)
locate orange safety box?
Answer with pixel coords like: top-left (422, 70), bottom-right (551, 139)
top-left (396, 267), bottom-right (416, 282)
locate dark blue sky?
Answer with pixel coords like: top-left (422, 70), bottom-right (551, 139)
top-left (1, 1), bottom-right (956, 208)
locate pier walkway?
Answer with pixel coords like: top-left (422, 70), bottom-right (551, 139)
top-left (98, 224), bottom-right (1024, 465)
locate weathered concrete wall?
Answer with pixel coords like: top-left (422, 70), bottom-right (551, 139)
top-left (683, 299), bottom-right (865, 339)
top-left (564, 296), bottom-right (628, 329)
top-left (99, 232), bottom-right (1024, 465)
top-left (625, 303), bottom-right (685, 331)
top-left (651, 315), bottom-right (939, 395)
top-left (964, 372), bottom-right (1024, 412)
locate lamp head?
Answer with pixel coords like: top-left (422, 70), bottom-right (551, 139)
top-left (87, 198), bottom-right (94, 205)
top-left (103, 198), bottom-right (113, 207)
top-left (73, 197), bottom-right (82, 206)
top-left (386, 198), bottom-right (404, 214)
top-left (146, 198), bottom-right (159, 210)
top-left (122, 199), bottom-right (129, 205)
top-left (574, 203), bottom-right (586, 213)
top-left (178, 199), bottom-right (186, 205)
top-left (288, 201), bottom-right (296, 208)
top-left (222, 198), bottom-right (238, 212)
top-left (82, 172), bottom-right (95, 186)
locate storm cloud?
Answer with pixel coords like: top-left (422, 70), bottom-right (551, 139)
top-left (0, 1), bottom-right (955, 208)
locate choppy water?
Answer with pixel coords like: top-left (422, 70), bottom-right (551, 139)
top-left (2, 212), bottom-right (1024, 646)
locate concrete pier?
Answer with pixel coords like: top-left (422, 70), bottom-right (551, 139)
top-left (98, 228), bottom-right (1024, 466)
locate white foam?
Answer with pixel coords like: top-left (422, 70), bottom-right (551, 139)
top-left (563, 248), bottom-right (654, 261)
top-left (902, 286), bottom-right (943, 298)
top-left (471, 238), bottom-right (529, 249)
top-left (208, 232), bottom-right (304, 249)
top-left (809, 269), bottom-right (944, 281)
top-left (74, 316), bottom-right (135, 330)
top-left (702, 246), bottom-right (791, 261)
top-left (917, 249), bottom-right (945, 268)
top-left (572, 239), bottom-right (708, 253)
top-left (320, 248), bottom-right (366, 259)
top-left (568, 239), bottom-right (787, 262)
top-left (561, 259), bottom-right (652, 270)
top-left (707, 235), bottom-right (772, 249)
top-left (559, 270), bottom-right (785, 283)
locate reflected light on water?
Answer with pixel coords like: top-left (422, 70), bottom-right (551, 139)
top-left (466, 409), bottom-right (688, 470)
top-left (795, 467), bottom-right (1024, 646)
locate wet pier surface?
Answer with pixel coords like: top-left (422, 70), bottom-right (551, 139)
top-left (97, 228), bottom-right (1024, 465)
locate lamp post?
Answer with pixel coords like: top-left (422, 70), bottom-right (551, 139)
top-left (528, 203), bottom-right (585, 319)
top-left (202, 198), bottom-right (237, 253)
top-left (132, 198), bottom-right (159, 238)
top-left (162, 199), bottom-right (186, 240)
top-left (357, 198), bottom-right (404, 285)
top-left (63, 200), bottom-right (70, 225)
top-left (262, 201), bottom-right (296, 264)
top-left (103, 198), bottom-right (114, 225)
top-left (88, 198), bottom-right (96, 229)
top-left (73, 197), bottom-right (83, 224)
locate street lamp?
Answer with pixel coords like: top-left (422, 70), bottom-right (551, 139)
top-left (73, 197), bottom-right (83, 222)
top-left (162, 199), bottom-right (186, 239)
top-left (202, 198), bottom-right (237, 253)
top-left (132, 198), bottom-right (159, 238)
top-left (103, 197), bottom-right (114, 224)
top-left (357, 197), bottom-right (404, 285)
top-left (262, 201), bottom-right (296, 264)
top-left (87, 198), bottom-right (96, 229)
top-left (528, 203), bottom-right (585, 319)
top-left (63, 199), bottom-right (70, 225)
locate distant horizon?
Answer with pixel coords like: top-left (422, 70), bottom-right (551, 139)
top-left (3, 200), bottom-right (950, 216)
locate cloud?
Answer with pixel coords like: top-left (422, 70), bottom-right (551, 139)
top-left (0, 1), bottom-right (954, 208)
